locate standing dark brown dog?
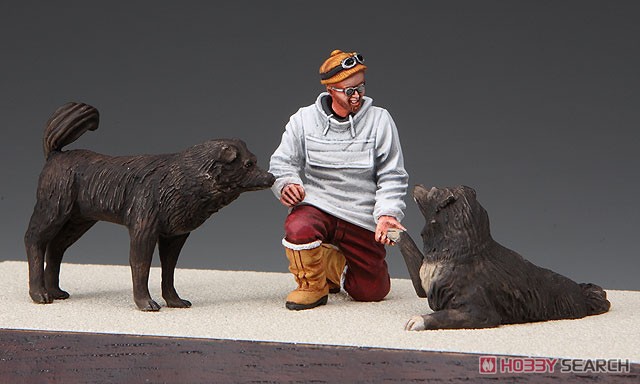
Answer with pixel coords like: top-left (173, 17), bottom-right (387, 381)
top-left (25, 102), bottom-right (275, 311)
top-left (399, 185), bottom-right (611, 330)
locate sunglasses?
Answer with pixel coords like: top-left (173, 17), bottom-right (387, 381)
top-left (320, 53), bottom-right (365, 81)
top-left (329, 82), bottom-right (366, 97)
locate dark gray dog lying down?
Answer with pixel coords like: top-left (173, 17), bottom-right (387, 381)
top-left (398, 185), bottom-right (611, 331)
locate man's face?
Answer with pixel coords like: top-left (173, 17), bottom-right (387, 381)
top-left (327, 71), bottom-right (366, 116)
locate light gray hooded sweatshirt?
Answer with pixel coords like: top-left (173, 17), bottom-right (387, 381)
top-left (269, 93), bottom-right (408, 234)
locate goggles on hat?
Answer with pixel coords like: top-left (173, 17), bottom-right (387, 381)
top-left (320, 53), bottom-right (365, 81)
top-left (329, 82), bottom-right (365, 97)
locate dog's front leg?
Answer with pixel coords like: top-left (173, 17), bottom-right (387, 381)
top-left (159, 233), bottom-right (191, 308)
top-left (129, 228), bottom-right (161, 311)
top-left (405, 307), bottom-right (501, 331)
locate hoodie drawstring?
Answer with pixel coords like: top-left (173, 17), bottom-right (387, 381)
top-left (323, 114), bottom-right (333, 136)
top-left (323, 113), bottom-right (356, 138)
top-left (348, 115), bottom-right (356, 138)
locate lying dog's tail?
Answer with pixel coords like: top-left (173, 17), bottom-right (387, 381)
top-left (43, 102), bottom-right (99, 159)
top-left (580, 283), bottom-right (611, 315)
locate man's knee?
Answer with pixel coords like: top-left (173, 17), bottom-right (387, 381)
top-left (284, 206), bottom-right (329, 245)
top-left (284, 216), bottom-right (318, 245)
top-left (345, 274), bottom-right (390, 302)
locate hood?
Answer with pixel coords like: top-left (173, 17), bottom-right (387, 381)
top-left (314, 92), bottom-right (373, 138)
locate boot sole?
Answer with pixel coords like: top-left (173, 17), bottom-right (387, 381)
top-left (285, 295), bottom-right (328, 311)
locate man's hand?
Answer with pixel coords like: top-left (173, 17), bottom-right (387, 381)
top-left (375, 215), bottom-right (406, 245)
top-left (280, 184), bottom-right (306, 207)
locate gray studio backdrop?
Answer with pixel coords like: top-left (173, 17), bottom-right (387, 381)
top-left (1, 1), bottom-right (638, 290)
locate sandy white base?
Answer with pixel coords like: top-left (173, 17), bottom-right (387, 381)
top-left (1, 261), bottom-right (638, 363)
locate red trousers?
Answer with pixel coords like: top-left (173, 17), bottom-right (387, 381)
top-left (284, 205), bottom-right (390, 301)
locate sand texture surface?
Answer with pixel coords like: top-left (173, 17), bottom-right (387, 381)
top-left (1, 261), bottom-right (637, 362)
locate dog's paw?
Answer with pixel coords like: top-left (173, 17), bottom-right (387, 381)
top-left (405, 315), bottom-right (427, 331)
top-left (30, 289), bottom-right (53, 304)
top-left (137, 299), bottom-right (162, 312)
top-left (47, 288), bottom-right (70, 300)
top-left (166, 298), bottom-right (192, 308)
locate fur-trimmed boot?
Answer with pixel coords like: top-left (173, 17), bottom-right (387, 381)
top-left (321, 244), bottom-right (346, 294)
top-left (285, 246), bottom-right (329, 310)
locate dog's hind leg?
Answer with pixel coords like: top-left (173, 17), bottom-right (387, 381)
top-left (159, 233), bottom-right (191, 308)
top-left (45, 218), bottom-right (97, 300)
top-left (25, 232), bottom-right (50, 304)
top-left (580, 283), bottom-right (611, 315)
top-left (129, 228), bottom-right (161, 311)
top-left (405, 307), bottom-right (502, 331)
top-left (24, 201), bottom-right (72, 304)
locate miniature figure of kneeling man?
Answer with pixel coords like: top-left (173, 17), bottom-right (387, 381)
top-left (269, 49), bottom-right (409, 310)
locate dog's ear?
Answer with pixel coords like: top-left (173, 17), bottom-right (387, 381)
top-left (219, 144), bottom-right (238, 163)
top-left (437, 193), bottom-right (457, 211)
top-left (460, 185), bottom-right (477, 199)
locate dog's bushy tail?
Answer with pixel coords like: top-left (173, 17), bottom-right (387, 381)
top-left (580, 283), bottom-right (611, 315)
top-left (43, 102), bottom-right (99, 159)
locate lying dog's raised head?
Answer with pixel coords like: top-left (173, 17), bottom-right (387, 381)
top-left (413, 185), bottom-right (491, 255)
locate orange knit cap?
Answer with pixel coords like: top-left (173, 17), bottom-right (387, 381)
top-left (319, 50), bottom-right (367, 85)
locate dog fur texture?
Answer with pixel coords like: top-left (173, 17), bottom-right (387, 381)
top-left (25, 102), bottom-right (275, 311)
top-left (399, 185), bottom-right (611, 330)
